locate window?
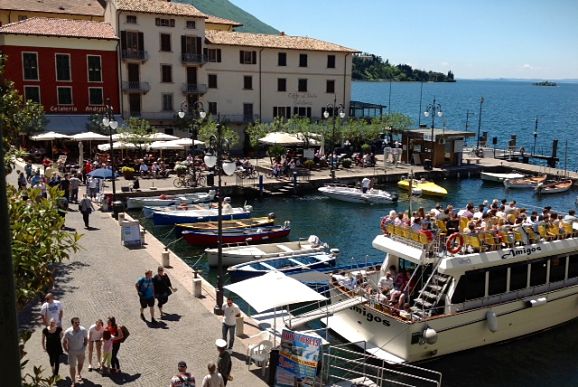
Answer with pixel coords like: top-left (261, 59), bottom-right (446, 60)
top-left (55, 54), bottom-right (71, 81)
top-left (550, 256), bottom-right (566, 283)
top-left (488, 267), bottom-right (507, 296)
top-left (277, 78), bottom-right (286, 92)
top-left (273, 106), bottom-right (291, 119)
top-left (186, 20), bottom-right (196, 29)
top-left (155, 18), bottom-right (175, 27)
top-left (568, 254), bottom-right (578, 278)
top-left (327, 54), bottom-right (336, 68)
top-left (278, 52), bottom-right (287, 66)
top-left (24, 86), bottom-right (40, 103)
top-left (510, 263), bottom-right (528, 291)
top-left (243, 75), bottom-right (253, 90)
top-left (208, 102), bottom-right (217, 115)
top-left (299, 53), bottom-right (308, 67)
top-left (88, 88), bottom-right (103, 105)
top-left (57, 87), bottom-right (73, 105)
top-left (160, 33), bottom-right (171, 52)
top-left (208, 74), bottom-right (218, 88)
top-left (161, 65), bottom-right (172, 83)
top-left (530, 259), bottom-right (547, 287)
top-left (463, 270), bottom-right (485, 300)
top-left (240, 50), bottom-right (256, 64)
top-left (162, 94), bottom-right (173, 111)
top-left (326, 80), bottom-right (335, 93)
top-left (205, 48), bottom-right (221, 63)
top-left (23, 53), bottom-right (38, 80)
top-left (126, 15), bottom-right (137, 24)
top-left (298, 79), bottom-right (307, 92)
top-left (293, 106), bottom-right (311, 118)
top-left (87, 55), bottom-right (102, 82)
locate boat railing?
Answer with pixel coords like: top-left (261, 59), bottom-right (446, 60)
top-left (321, 341), bottom-right (443, 386)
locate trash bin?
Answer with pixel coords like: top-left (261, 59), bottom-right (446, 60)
top-left (267, 349), bottom-right (280, 386)
top-left (423, 159), bottom-right (433, 171)
top-left (206, 172), bottom-right (215, 187)
top-left (112, 200), bottom-right (124, 219)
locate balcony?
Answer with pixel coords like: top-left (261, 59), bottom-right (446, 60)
top-left (181, 52), bottom-right (207, 65)
top-left (121, 49), bottom-right (149, 62)
top-left (122, 81), bottom-right (150, 94)
top-left (181, 83), bottom-right (208, 95)
top-left (220, 114), bottom-right (260, 124)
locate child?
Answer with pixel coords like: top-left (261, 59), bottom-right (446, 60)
top-left (101, 330), bottom-right (113, 374)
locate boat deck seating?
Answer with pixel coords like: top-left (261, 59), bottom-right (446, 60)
top-left (277, 244), bottom-right (296, 253)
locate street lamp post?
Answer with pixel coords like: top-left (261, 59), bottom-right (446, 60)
top-left (476, 97), bottom-right (484, 151)
top-left (323, 96), bottom-right (345, 180)
top-left (203, 124), bottom-right (237, 315)
top-left (533, 117), bottom-right (539, 155)
top-left (178, 100), bottom-right (206, 153)
top-left (423, 97), bottom-right (443, 166)
top-left (464, 111), bottom-right (474, 146)
top-left (102, 100), bottom-right (119, 213)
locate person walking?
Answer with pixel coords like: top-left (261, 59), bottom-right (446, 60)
top-left (221, 297), bottom-right (240, 351)
top-left (100, 330), bottom-right (113, 374)
top-left (87, 319), bottom-right (104, 371)
top-left (105, 316), bottom-right (124, 373)
top-left (42, 318), bottom-right (63, 377)
top-left (136, 270), bottom-right (156, 323)
top-left (216, 339), bottom-right (232, 386)
top-left (62, 317), bottom-right (88, 387)
top-left (87, 176), bottom-right (98, 200)
top-left (40, 293), bottom-right (64, 327)
top-left (153, 265), bottom-right (176, 317)
top-left (18, 171), bottom-right (27, 190)
top-left (79, 194), bottom-right (95, 229)
top-left (69, 173), bottom-right (82, 203)
top-left (201, 362), bottom-right (224, 387)
top-left (170, 360), bottom-right (196, 387)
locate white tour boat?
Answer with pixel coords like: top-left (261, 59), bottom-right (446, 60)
top-left (287, 218), bottom-right (578, 364)
top-left (318, 185), bottom-right (398, 204)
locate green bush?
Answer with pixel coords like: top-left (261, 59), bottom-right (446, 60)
top-left (341, 158), bottom-right (352, 168)
top-left (361, 143), bottom-right (371, 154)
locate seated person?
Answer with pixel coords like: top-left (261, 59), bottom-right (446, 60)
top-left (222, 197), bottom-right (233, 214)
top-left (139, 161), bottom-right (149, 177)
top-left (378, 272), bottom-right (394, 294)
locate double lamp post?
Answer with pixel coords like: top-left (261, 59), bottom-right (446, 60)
top-left (323, 96), bottom-right (346, 180)
top-left (423, 98), bottom-right (443, 168)
top-left (102, 101), bottom-right (119, 212)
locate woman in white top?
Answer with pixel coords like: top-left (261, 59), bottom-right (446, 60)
top-left (201, 362), bottom-right (225, 387)
top-left (87, 319), bottom-right (104, 371)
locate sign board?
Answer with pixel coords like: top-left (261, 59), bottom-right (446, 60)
top-left (121, 221), bottom-right (142, 246)
top-left (275, 330), bottom-right (322, 387)
top-left (303, 148), bottom-right (315, 160)
top-left (454, 139), bottom-right (465, 152)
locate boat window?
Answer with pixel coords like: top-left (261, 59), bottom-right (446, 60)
top-left (549, 256), bottom-right (566, 283)
top-left (451, 277), bottom-right (466, 304)
top-left (568, 254), bottom-right (578, 278)
top-left (509, 262), bottom-right (528, 291)
top-left (464, 270), bottom-right (485, 300)
top-left (488, 267), bottom-right (508, 296)
top-left (530, 259), bottom-right (548, 287)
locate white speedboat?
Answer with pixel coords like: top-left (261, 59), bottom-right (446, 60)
top-left (286, 218), bottom-right (578, 364)
top-left (480, 171), bottom-right (525, 183)
top-left (318, 185), bottom-right (398, 204)
top-left (126, 190), bottom-right (215, 210)
top-left (205, 235), bottom-right (331, 266)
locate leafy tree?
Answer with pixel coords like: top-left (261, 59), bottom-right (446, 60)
top-left (198, 119), bottom-right (239, 150)
top-left (352, 53), bottom-right (456, 82)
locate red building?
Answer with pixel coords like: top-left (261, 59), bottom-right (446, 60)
top-left (0, 17), bottom-right (120, 133)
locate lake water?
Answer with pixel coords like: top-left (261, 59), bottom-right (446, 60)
top-left (352, 80), bottom-right (578, 172)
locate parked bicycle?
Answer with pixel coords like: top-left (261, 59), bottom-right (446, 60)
top-left (235, 167), bottom-right (257, 179)
top-left (173, 171), bottom-right (206, 187)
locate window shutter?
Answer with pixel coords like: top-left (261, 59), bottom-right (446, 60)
top-left (138, 32), bottom-right (144, 50)
top-left (196, 37), bottom-right (202, 54)
top-left (239, 51), bottom-right (243, 63)
top-left (155, 18), bottom-right (160, 26)
top-left (181, 36), bottom-right (186, 53)
top-left (203, 48), bottom-right (208, 57)
top-left (121, 31), bottom-right (126, 49)
top-left (217, 49), bottom-right (221, 62)
top-left (252, 51), bottom-right (256, 64)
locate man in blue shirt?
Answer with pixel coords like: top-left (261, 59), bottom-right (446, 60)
top-left (135, 270), bottom-right (156, 324)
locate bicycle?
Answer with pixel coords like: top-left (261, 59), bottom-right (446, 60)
top-left (173, 172), bottom-right (206, 187)
top-left (236, 168), bottom-right (257, 179)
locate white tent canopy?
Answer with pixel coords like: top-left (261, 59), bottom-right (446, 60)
top-left (224, 271), bottom-right (327, 313)
top-left (71, 131), bottom-right (108, 141)
top-left (30, 131), bottom-right (71, 141)
top-left (258, 132), bottom-right (319, 146)
top-left (97, 141), bottom-right (141, 151)
top-left (164, 138), bottom-right (205, 147)
top-left (147, 132), bottom-right (179, 141)
top-left (149, 140), bottom-right (185, 150)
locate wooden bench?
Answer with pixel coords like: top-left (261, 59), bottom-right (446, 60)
top-left (464, 157), bottom-right (482, 165)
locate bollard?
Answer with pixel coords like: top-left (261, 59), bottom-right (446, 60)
top-left (259, 174), bottom-right (264, 197)
top-left (162, 251), bottom-right (170, 267)
top-left (117, 212), bottom-right (125, 223)
top-left (236, 316), bottom-right (244, 337)
top-left (193, 278), bottom-right (202, 298)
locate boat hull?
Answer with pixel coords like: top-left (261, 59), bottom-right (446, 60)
top-left (174, 216), bottom-right (275, 236)
top-left (397, 179), bottom-right (447, 197)
top-left (126, 191), bottom-right (215, 210)
top-left (152, 209), bottom-right (251, 226)
top-left (318, 186), bottom-right (397, 204)
top-left (182, 226), bottom-right (291, 246)
top-left (503, 175), bottom-right (547, 189)
top-left (480, 172), bottom-right (525, 182)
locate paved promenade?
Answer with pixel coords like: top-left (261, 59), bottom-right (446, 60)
top-left (17, 183), bottom-right (268, 386)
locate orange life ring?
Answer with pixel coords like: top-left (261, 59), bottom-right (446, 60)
top-left (446, 232), bottom-right (464, 254)
top-left (380, 217), bottom-right (388, 234)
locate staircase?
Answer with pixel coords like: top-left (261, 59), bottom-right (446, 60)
top-left (411, 272), bottom-right (451, 320)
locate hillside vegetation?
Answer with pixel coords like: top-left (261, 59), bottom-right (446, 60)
top-left (353, 54), bottom-right (455, 82)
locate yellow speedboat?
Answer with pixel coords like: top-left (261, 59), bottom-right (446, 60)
top-left (397, 178), bottom-right (448, 197)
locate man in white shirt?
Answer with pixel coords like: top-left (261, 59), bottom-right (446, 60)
top-left (40, 293), bottom-right (63, 327)
top-left (63, 317), bottom-right (88, 386)
top-left (361, 177), bottom-right (371, 193)
top-left (221, 297), bottom-right (240, 351)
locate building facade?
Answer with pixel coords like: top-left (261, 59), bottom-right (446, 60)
top-left (0, 0), bottom-right (104, 26)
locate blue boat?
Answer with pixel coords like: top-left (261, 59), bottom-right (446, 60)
top-left (152, 205), bottom-right (252, 226)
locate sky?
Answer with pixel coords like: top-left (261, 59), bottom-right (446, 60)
top-left (230, 0), bottom-right (578, 80)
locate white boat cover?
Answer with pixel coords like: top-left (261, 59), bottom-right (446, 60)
top-left (224, 271), bottom-right (326, 313)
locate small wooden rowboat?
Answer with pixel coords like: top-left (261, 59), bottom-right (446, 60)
top-left (181, 224), bottom-right (291, 246)
top-left (503, 174), bottom-right (547, 189)
top-left (174, 215), bottom-right (275, 236)
top-left (536, 179), bottom-right (574, 194)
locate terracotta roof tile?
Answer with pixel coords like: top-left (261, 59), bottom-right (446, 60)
top-left (205, 14), bottom-right (242, 27)
top-left (114, 0), bottom-right (207, 18)
top-left (0, 0), bottom-right (104, 17)
top-left (205, 30), bottom-right (358, 53)
top-left (0, 17), bottom-right (117, 40)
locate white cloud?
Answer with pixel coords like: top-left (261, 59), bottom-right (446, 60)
top-left (522, 64), bottom-right (534, 69)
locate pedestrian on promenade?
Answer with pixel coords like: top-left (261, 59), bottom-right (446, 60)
top-left (100, 330), bottom-right (113, 374)
top-left (221, 297), bottom-right (240, 351)
top-left (41, 318), bottom-right (63, 377)
top-left (62, 317), bottom-right (88, 387)
top-left (87, 176), bottom-right (98, 200)
top-left (79, 194), bottom-right (95, 229)
top-left (105, 316), bottom-right (124, 373)
top-left (87, 319), bottom-right (104, 371)
top-left (69, 173), bottom-right (82, 203)
top-left (153, 265), bottom-right (176, 317)
top-left (170, 360), bottom-right (196, 387)
top-left (201, 362), bottom-right (225, 387)
top-left (18, 171), bottom-right (27, 190)
top-left (216, 339), bottom-right (232, 386)
top-left (40, 293), bottom-right (64, 327)
top-left (136, 270), bottom-right (156, 323)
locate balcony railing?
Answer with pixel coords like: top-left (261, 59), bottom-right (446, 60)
top-left (181, 52), bottom-right (207, 64)
top-left (122, 81), bottom-right (150, 94)
top-left (181, 83), bottom-right (208, 95)
top-left (121, 49), bottom-right (149, 62)
top-left (219, 114), bottom-right (260, 123)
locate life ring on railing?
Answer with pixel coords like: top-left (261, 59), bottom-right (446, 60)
top-left (159, 194), bottom-right (168, 200)
top-left (446, 232), bottom-right (464, 254)
top-left (380, 217), bottom-right (388, 234)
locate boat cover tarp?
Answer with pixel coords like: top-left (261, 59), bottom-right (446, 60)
top-left (224, 271), bottom-right (326, 313)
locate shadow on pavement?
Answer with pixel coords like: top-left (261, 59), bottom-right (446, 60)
top-left (108, 371), bottom-right (142, 385)
top-left (160, 312), bottom-right (182, 322)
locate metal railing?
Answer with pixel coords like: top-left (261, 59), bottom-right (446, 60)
top-left (181, 83), bottom-right (208, 94)
top-left (121, 49), bottom-right (148, 62)
top-left (181, 52), bottom-right (207, 64)
top-left (122, 81), bottom-right (150, 94)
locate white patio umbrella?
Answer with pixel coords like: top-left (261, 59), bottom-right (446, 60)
top-left (149, 140), bottom-right (185, 158)
top-left (97, 141), bottom-right (139, 151)
top-left (72, 131), bottom-right (108, 160)
top-left (30, 131), bottom-right (72, 158)
top-left (258, 132), bottom-right (307, 146)
top-left (146, 132), bottom-right (179, 141)
top-left (164, 138), bottom-right (205, 147)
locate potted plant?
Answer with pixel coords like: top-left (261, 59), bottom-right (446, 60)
top-left (174, 163), bottom-right (188, 177)
top-left (303, 160), bottom-right (315, 170)
top-left (121, 166), bottom-right (135, 180)
top-left (341, 158), bottom-right (353, 168)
